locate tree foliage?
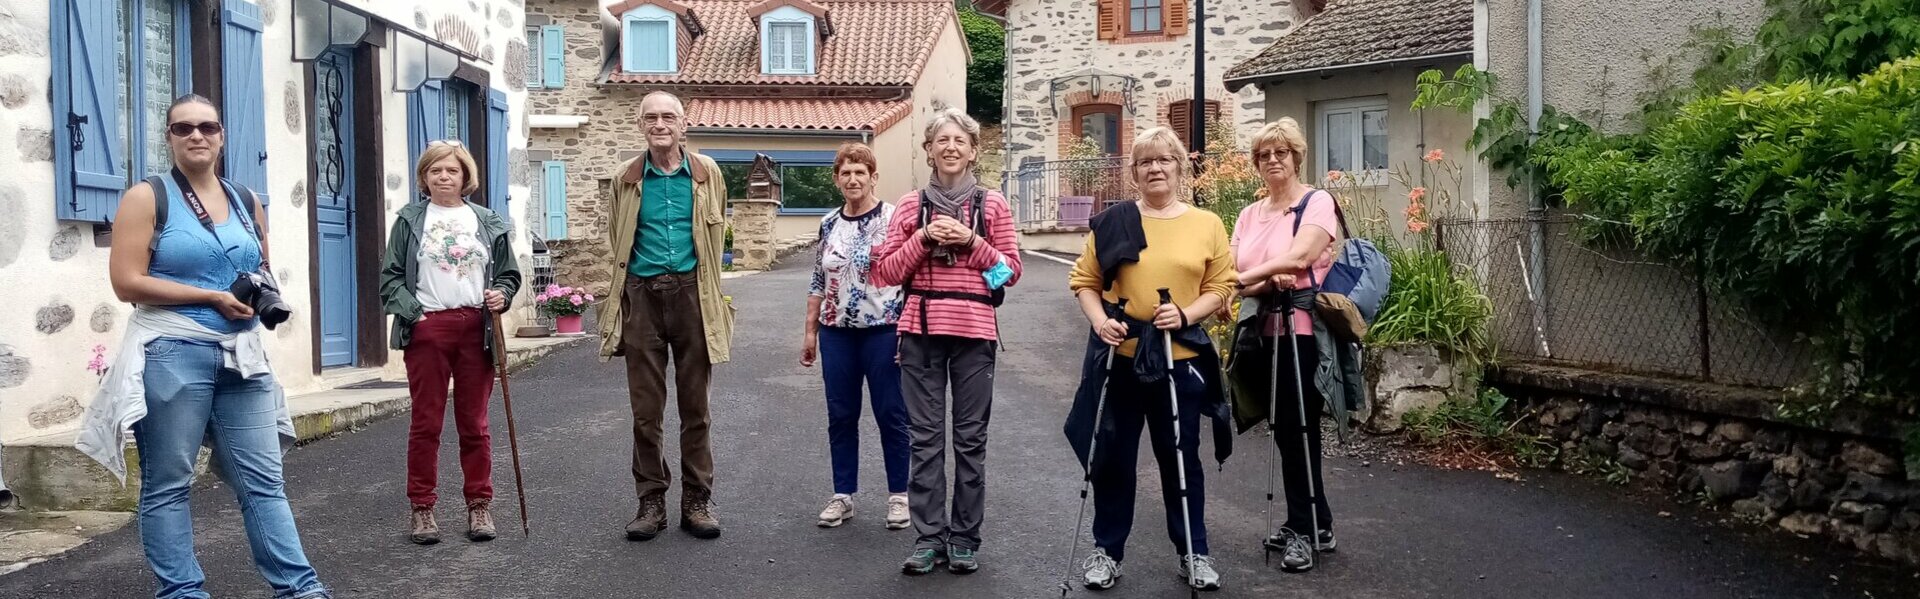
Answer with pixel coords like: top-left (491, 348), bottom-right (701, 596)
top-left (958, 8), bottom-right (1005, 125)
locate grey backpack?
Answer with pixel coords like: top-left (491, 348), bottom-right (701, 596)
top-left (1290, 189), bottom-right (1391, 340)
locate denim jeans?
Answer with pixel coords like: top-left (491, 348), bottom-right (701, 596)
top-left (818, 324), bottom-right (910, 496)
top-left (134, 338), bottom-right (329, 599)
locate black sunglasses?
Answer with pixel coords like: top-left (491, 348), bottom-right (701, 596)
top-left (168, 122), bottom-right (225, 138)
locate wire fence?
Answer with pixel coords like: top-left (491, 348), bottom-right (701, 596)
top-left (1434, 214), bottom-right (1814, 389)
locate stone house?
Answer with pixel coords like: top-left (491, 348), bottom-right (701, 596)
top-left (993, 0), bottom-right (1321, 233)
top-left (522, 0), bottom-right (969, 293)
top-left (0, 0), bottom-right (534, 506)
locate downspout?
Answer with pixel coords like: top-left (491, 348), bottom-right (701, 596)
top-left (1525, 0), bottom-right (1550, 356)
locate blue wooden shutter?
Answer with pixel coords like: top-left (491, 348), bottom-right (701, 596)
top-left (486, 89), bottom-right (509, 232)
top-left (541, 25), bottom-right (565, 88)
top-left (221, 0), bottom-right (269, 205)
top-left (53, 0), bottom-right (126, 223)
top-left (544, 161), bottom-right (567, 240)
top-left (407, 81), bottom-right (447, 198)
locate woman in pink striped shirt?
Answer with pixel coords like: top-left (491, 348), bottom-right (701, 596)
top-left (871, 107), bottom-right (1022, 576)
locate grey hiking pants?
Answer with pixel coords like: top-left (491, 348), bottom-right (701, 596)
top-left (899, 334), bottom-right (996, 552)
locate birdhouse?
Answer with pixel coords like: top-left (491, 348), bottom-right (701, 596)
top-left (746, 153), bottom-right (783, 204)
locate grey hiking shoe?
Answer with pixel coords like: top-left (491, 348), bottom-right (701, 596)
top-left (1180, 554), bottom-right (1222, 590)
top-left (901, 547), bottom-right (945, 575)
top-left (946, 546), bottom-right (979, 574)
top-left (1081, 548), bottom-right (1121, 590)
top-left (1264, 528), bottom-right (1315, 573)
top-left (625, 494), bottom-right (667, 541)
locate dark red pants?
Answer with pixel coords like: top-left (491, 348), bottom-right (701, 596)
top-left (405, 307), bottom-right (494, 508)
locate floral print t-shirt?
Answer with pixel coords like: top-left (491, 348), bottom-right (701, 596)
top-left (416, 202), bottom-right (492, 311)
top-left (810, 203), bottom-right (904, 328)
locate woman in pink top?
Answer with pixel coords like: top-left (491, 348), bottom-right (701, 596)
top-left (1229, 117), bottom-right (1338, 574)
top-left (870, 107), bottom-right (1021, 575)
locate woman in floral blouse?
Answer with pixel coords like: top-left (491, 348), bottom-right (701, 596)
top-left (801, 142), bottom-right (910, 530)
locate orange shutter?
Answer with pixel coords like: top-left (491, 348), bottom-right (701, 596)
top-left (1167, 0), bottom-right (1190, 36)
top-left (1170, 101), bottom-right (1193, 148)
top-left (1097, 0), bottom-right (1120, 40)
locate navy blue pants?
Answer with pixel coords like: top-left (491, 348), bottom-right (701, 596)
top-left (819, 324), bottom-right (911, 495)
top-left (1091, 355), bottom-right (1210, 562)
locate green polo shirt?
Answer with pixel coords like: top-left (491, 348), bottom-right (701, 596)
top-left (628, 155), bottom-right (698, 277)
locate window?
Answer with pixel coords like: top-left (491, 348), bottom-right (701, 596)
top-left (55, 0), bottom-right (195, 222)
top-left (1168, 99), bottom-right (1220, 150)
top-left (1072, 104), bottom-right (1123, 155)
top-left (621, 6), bottom-right (677, 73)
top-left (1316, 98), bottom-right (1389, 182)
top-left (525, 27), bottom-right (543, 88)
top-left (1129, 0), bottom-right (1163, 34)
top-left (444, 83), bottom-right (473, 146)
top-left (761, 8), bottom-right (816, 75)
top-left (709, 149), bottom-right (840, 212)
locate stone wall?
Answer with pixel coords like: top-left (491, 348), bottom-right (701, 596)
top-left (1496, 365), bottom-right (1919, 565)
top-left (1003, 0), bottom-right (1303, 167)
top-left (729, 200), bottom-right (780, 270)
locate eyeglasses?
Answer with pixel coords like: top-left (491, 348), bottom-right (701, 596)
top-left (168, 122), bottom-right (224, 138)
top-left (642, 113), bottom-right (681, 126)
top-left (1253, 148), bottom-right (1294, 165)
top-left (427, 139), bottom-right (464, 148)
top-left (1134, 155), bottom-right (1179, 169)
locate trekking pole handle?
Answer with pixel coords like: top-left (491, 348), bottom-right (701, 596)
top-left (1156, 288), bottom-right (1172, 305)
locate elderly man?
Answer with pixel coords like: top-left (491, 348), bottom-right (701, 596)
top-left (597, 91), bottom-right (734, 541)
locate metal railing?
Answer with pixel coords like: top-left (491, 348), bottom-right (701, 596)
top-left (1008, 156), bottom-right (1131, 229)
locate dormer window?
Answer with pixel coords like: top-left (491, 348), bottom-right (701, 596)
top-left (621, 4), bottom-right (679, 73)
top-left (759, 6), bottom-right (817, 75)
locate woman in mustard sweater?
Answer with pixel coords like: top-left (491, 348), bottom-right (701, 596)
top-left (1064, 127), bottom-right (1237, 592)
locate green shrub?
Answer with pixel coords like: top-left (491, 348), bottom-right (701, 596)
top-left (1402, 388), bottom-right (1559, 470)
top-left (1366, 244), bottom-right (1495, 366)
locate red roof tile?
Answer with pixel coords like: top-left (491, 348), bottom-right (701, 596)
top-left (604, 0), bottom-right (954, 86)
top-left (686, 98), bottom-right (912, 132)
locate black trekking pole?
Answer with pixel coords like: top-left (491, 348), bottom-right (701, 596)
top-left (1158, 289), bottom-right (1200, 599)
top-left (1060, 298), bottom-right (1125, 597)
top-left (1284, 292), bottom-right (1322, 562)
top-left (1263, 295), bottom-right (1283, 566)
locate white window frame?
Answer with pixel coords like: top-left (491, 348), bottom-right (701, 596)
top-left (525, 27), bottom-right (544, 88)
top-left (621, 5), bottom-right (678, 74)
top-left (1315, 97), bottom-right (1390, 185)
top-left (760, 6), bottom-right (816, 76)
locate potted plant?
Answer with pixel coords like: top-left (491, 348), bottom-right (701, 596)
top-left (535, 284), bottom-right (594, 336)
top-left (1058, 135), bottom-right (1107, 227)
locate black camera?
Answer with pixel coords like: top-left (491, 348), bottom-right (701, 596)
top-left (230, 270), bottom-right (292, 330)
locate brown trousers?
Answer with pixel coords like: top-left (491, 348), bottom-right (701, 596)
top-left (621, 272), bottom-right (715, 499)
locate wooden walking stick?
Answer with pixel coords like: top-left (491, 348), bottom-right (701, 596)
top-left (490, 313), bottom-right (533, 536)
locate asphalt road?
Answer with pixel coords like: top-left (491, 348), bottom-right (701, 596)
top-left (0, 256), bottom-right (1910, 598)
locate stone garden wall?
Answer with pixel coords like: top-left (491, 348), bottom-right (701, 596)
top-left (1494, 364), bottom-right (1919, 565)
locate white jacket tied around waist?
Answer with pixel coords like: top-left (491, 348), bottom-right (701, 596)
top-left (76, 307), bottom-right (294, 483)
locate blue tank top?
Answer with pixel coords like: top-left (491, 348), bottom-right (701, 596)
top-left (148, 176), bottom-right (263, 334)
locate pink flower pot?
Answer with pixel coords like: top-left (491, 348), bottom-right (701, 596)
top-left (554, 314), bottom-right (584, 335)
top-left (1060, 196), bottom-right (1095, 227)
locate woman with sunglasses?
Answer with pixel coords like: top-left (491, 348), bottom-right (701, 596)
top-left (380, 140), bottom-right (522, 545)
top-left (92, 94), bottom-right (332, 599)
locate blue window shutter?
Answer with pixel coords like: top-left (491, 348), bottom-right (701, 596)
top-left (221, 0), bottom-right (269, 206)
top-left (486, 89), bottom-right (509, 233)
top-left (541, 25), bottom-right (565, 88)
top-left (53, 0), bottom-right (126, 223)
top-left (544, 161), bottom-right (567, 240)
top-left (407, 81), bottom-right (446, 198)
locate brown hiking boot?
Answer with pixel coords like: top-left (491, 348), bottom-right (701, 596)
top-left (409, 506), bottom-right (440, 545)
top-left (466, 500), bottom-right (498, 542)
top-left (681, 490), bottom-right (722, 539)
top-left (625, 494), bottom-right (668, 541)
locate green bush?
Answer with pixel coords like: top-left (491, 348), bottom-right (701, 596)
top-left (1756, 0), bottom-right (1920, 81)
top-left (1537, 56), bottom-right (1920, 408)
top-left (1366, 243), bottom-right (1496, 366)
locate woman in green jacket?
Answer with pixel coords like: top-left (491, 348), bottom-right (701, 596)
top-left (379, 141), bottom-right (522, 545)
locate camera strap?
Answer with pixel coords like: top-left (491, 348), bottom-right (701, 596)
top-left (167, 169), bottom-right (258, 272)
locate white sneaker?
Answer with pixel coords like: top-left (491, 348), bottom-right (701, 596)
top-left (1081, 548), bottom-right (1121, 590)
top-left (817, 495), bottom-right (853, 528)
top-left (885, 494), bottom-right (911, 530)
top-left (1181, 554), bottom-right (1222, 591)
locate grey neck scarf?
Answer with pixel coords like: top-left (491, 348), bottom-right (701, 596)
top-left (923, 171), bottom-right (979, 219)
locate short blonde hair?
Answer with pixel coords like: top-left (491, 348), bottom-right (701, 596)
top-left (1251, 117), bottom-right (1309, 174)
top-left (416, 143), bottom-right (481, 196)
top-left (1126, 127), bottom-right (1193, 196)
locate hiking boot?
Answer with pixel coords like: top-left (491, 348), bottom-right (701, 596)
top-left (409, 506), bottom-right (440, 545)
top-left (946, 546), bottom-right (979, 574)
top-left (885, 494), bottom-right (911, 530)
top-left (901, 547), bottom-right (944, 575)
top-left (1180, 554), bottom-right (1222, 591)
top-left (1081, 548), bottom-right (1121, 590)
top-left (1264, 528), bottom-right (1315, 573)
top-left (625, 494), bottom-right (668, 541)
top-left (681, 490), bottom-right (722, 539)
top-left (1315, 529), bottom-right (1337, 552)
top-left (818, 495), bottom-right (853, 528)
top-left (466, 500), bottom-right (497, 542)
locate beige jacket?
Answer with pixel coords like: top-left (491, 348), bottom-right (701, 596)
top-left (596, 149), bottom-right (734, 363)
